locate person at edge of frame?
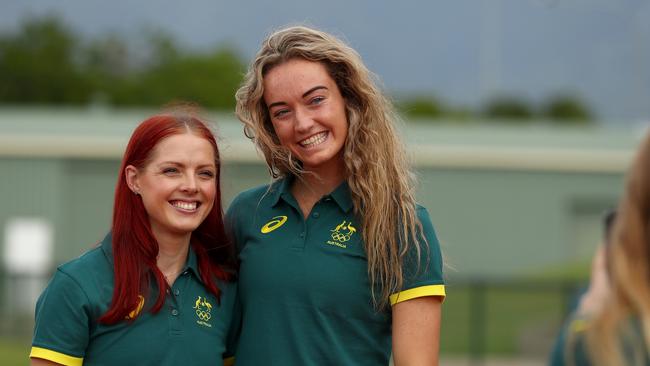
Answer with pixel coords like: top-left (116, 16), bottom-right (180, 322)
top-left (227, 25), bottom-right (445, 366)
top-left (30, 108), bottom-right (238, 366)
top-left (550, 131), bottom-right (650, 366)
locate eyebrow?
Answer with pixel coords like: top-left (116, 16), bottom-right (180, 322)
top-left (267, 85), bottom-right (328, 109)
top-left (157, 161), bottom-right (216, 169)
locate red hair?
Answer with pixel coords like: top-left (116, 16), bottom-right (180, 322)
top-left (100, 111), bottom-right (235, 324)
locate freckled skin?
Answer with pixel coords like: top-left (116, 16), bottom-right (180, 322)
top-left (263, 59), bottom-right (348, 176)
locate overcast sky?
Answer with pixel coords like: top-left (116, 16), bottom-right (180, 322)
top-left (2, 0), bottom-right (649, 123)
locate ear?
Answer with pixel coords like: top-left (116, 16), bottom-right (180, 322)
top-left (125, 165), bottom-right (140, 194)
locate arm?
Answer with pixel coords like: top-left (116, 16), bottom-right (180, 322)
top-left (31, 359), bottom-right (63, 366)
top-left (392, 296), bottom-right (442, 366)
top-left (576, 245), bottom-right (610, 317)
top-left (31, 269), bottom-right (89, 366)
top-left (548, 246), bottom-right (609, 366)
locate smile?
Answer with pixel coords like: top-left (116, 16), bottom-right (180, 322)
top-left (299, 132), bottom-right (328, 148)
top-left (170, 200), bottom-right (200, 212)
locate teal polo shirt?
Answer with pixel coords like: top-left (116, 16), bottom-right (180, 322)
top-left (550, 314), bottom-right (650, 365)
top-left (226, 178), bottom-right (445, 366)
top-left (31, 233), bottom-right (237, 366)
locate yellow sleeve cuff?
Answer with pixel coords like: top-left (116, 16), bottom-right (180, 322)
top-left (569, 318), bottom-right (589, 334)
top-left (30, 346), bottom-right (84, 366)
top-left (390, 284), bottom-right (446, 305)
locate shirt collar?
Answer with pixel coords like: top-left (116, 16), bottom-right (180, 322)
top-left (270, 175), bottom-right (353, 213)
top-left (183, 243), bottom-right (201, 280)
top-left (329, 181), bottom-right (354, 213)
top-left (269, 176), bottom-right (292, 207)
top-left (101, 231), bottom-right (202, 283)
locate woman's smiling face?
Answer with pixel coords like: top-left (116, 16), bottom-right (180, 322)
top-left (127, 133), bottom-right (216, 241)
top-left (263, 58), bottom-right (348, 174)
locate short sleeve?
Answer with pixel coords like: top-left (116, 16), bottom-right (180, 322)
top-left (30, 269), bottom-right (91, 366)
top-left (389, 206), bottom-right (446, 305)
top-left (549, 313), bottom-right (592, 366)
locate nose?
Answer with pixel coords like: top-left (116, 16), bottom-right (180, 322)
top-left (294, 107), bottom-right (314, 134)
top-left (180, 173), bottom-right (199, 193)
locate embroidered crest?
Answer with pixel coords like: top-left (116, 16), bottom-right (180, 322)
top-left (193, 295), bottom-right (213, 327)
top-left (327, 220), bottom-right (357, 249)
top-left (125, 295), bottom-right (145, 320)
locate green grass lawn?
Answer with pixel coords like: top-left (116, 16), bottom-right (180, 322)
top-left (440, 261), bottom-right (591, 357)
top-left (440, 280), bottom-right (582, 357)
top-left (0, 337), bottom-right (30, 366)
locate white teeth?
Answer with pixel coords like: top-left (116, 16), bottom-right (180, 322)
top-left (300, 132), bottom-right (327, 147)
top-left (172, 201), bottom-right (197, 211)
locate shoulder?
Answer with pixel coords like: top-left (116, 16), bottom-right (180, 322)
top-left (36, 245), bottom-right (110, 311)
top-left (415, 204), bottom-right (431, 220)
top-left (48, 244), bottom-right (112, 301)
top-left (227, 183), bottom-right (273, 211)
top-left (550, 314), bottom-right (593, 366)
top-left (414, 204), bottom-right (438, 240)
top-left (57, 245), bottom-right (110, 281)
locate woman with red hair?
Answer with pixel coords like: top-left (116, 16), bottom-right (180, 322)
top-left (30, 110), bottom-right (237, 366)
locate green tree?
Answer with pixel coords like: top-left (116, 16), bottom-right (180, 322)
top-left (0, 16), bottom-right (90, 104)
top-left (132, 46), bottom-right (245, 109)
top-left (543, 95), bottom-right (592, 124)
top-left (397, 96), bottom-right (443, 119)
top-left (483, 96), bottom-right (534, 120)
top-left (81, 34), bottom-right (132, 105)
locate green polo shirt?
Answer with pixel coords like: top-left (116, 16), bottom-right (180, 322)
top-left (226, 178), bottom-right (445, 366)
top-left (30, 233), bottom-right (237, 366)
top-left (550, 313), bottom-right (650, 365)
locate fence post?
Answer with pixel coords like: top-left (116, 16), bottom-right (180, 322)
top-left (469, 279), bottom-right (486, 366)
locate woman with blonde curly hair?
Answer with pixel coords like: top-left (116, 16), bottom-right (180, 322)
top-left (227, 25), bottom-right (445, 365)
top-left (551, 131), bottom-right (650, 365)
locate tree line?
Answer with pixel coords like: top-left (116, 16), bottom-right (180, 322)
top-left (0, 16), bottom-right (593, 124)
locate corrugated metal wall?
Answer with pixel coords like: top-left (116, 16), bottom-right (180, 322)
top-left (0, 149), bottom-right (626, 277)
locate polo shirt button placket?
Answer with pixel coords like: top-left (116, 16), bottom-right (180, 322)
top-left (312, 212), bottom-right (320, 219)
top-left (169, 306), bottom-right (182, 335)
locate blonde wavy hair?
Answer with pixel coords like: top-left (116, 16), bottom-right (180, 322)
top-left (583, 132), bottom-right (650, 365)
top-left (235, 25), bottom-right (427, 309)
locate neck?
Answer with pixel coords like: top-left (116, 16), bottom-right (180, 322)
top-left (292, 159), bottom-right (346, 217)
top-left (300, 153), bottom-right (346, 195)
top-left (296, 172), bottom-right (345, 198)
top-left (153, 230), bottom-right (191, 286)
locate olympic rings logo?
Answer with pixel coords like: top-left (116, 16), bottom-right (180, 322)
top-left (331, 232), bottom-right (352, 242)
top-left (329, 220), bottom-right (357, 243)
top-left (193, 295), bottom-right (213, 324)
top-left (196, 309), bottom-right (211, 321)
top-left (261, 215), bottom-right (288, 234)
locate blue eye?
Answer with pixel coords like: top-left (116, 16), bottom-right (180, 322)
top-left (162, 167), bottom-right (179, 175)
top-left (310, 96), bottom-right (325, 105)
top-left (273, 109), bottom-right (290, 119)
top-left (199, 170), bottom-right (215, 178)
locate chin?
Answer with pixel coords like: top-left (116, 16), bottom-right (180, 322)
top-left (170, 222), bottom-right (203, 235)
